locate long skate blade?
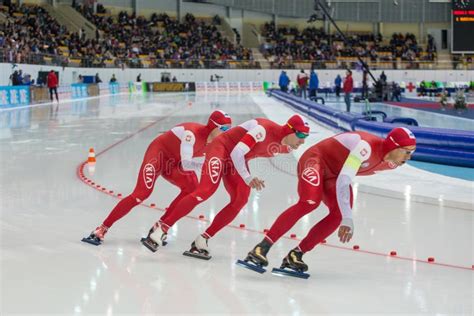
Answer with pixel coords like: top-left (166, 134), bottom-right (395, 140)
top-left (141, 237), bottom-right (158, 253)
top-left (183, 250), bottom-right (211, 260)
top-left (81, 236), bottom-right (101, 246)
top-left (271, 267), bottom-right (310, 279)
top-left (236, 259), bottom-right (266, 274)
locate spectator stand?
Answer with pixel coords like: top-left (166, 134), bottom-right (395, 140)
top-left (260, 21), bottom-right (438, 71)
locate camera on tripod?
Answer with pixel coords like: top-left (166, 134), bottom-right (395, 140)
top-left (211, 74), bottom-right (224, 82)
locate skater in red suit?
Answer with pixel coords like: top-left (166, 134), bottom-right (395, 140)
top-left (142, 115), bottom-right (310, 256)
top-left (244, 127), bottom-right (416, 272)
top-left (82, 110), bottom-right (232, 245)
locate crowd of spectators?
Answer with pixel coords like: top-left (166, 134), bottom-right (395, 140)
top-left (0, 3), bottom-right (254, 69)
top-left (74, 4), bottom-right (254, 68)
top-left (452, 54), bottom-right (473, 70)
top-left (0, 3), bottom-right (73, 66)
top-left (260, 22), bottom-right (437, 69)
top-left (0, 3), bottom-right (458, 71)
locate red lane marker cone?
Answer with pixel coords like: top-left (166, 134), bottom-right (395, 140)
top-left (88, 148), bottom-right (96, 163)
top-left (353, 245), bottom-right (360, 250)
top-left (321, 239), bottom-right (327, 244)
top-left (150, 203), bottom-right (156, 207)
top-left (199, 215), bottom-right (205, 219)
top-left (290, 233), bottom-right (297, 238)
top-left (239, 224), bottom-right (245, 228)
top-left (427, 257), bottom-right (435, 263)
top-left (87, 148), bottom-right (96, 175)
top-left (390, 251), bottom-right (397, 256)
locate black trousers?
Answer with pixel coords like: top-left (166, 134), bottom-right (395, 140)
top-left (49, 87), bottom-right (58, 101)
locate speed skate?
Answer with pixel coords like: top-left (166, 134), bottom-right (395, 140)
top-left (271, 266), bottom-right (310, 279)
top-left (141, 236), bottom-right (159, 252)
top-left (236, 258), bottom-right (266, 274)
top-left (183, 241), bottom-right (212, 260)
top-left (81, 234), bottom-right (102, 246)
top-left (183, 249), bottom-right (212, 260)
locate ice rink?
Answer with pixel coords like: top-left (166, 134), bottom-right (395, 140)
top-left (1, 92), bottom-right (473, 315)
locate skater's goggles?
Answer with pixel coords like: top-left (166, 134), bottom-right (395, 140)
top-left (400, 146), bottom-right (416, 155)
top-left (211, 119), bottom-right (231, 132)
top-left (287, 123), bottom-right (309, 139)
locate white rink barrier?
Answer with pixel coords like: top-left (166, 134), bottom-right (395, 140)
top-left (192, 81), bottom-right (264, 93)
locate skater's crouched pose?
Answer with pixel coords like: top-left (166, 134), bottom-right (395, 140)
top-left (142, 115), bottom-right (310, 259)
top-left (82, 110), bottom-right (232, 245)
top-left (242, 127), bottom-right (416, 275)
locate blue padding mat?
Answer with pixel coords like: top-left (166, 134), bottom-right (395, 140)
top-left (270, 90), bottom-right (474, 168)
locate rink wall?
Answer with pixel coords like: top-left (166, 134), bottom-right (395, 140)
top-left (1, 63), bottom-right (473, 87)
top-left (271, 90), bottom-right (474, 168)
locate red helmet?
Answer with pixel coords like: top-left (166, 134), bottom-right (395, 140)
top-left (383, 127), bottom-right (416, 155)
top-left (282, 114), bottom-right (310, 138)
top-left (207, 110), bottom-right (232, 131)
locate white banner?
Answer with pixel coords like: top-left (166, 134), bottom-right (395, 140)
top-left (195, 81), bottom-right (263, 93)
